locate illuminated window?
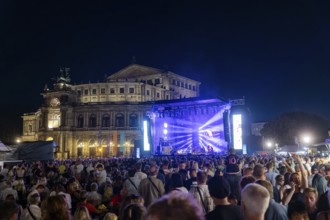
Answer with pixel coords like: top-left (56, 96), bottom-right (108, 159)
top-left (48, 113), bottom-right (61, 128)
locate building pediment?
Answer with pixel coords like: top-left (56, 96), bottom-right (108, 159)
top-left (107, 64), bottom-right (166, 81)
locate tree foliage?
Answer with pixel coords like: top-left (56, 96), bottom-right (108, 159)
top-left (260, 112), bottom-right (329, 146)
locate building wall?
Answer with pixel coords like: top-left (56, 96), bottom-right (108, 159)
top-left (21, 65), bottom-right (201, 159)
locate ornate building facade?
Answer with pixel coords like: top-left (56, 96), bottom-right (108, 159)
top-left (21, 64), bottom-right (201, 158)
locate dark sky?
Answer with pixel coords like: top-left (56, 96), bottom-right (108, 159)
top-left (1, 1), bottom-right (330, 142)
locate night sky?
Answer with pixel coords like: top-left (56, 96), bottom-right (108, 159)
top-left (1, 1), bottom-right (330, 142)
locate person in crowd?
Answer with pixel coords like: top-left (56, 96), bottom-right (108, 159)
top-left (282, 154), bottom-right (308, 206)
top-left (242, 167), bottom-right (253, 176)
top-left (265, 162), bottom-right (277, 186)
top-left (184, 168), bottom-right (197, 191)
top-left (287, 200), bottom-right (309, 220)
top-left (255, 179), bottom-right (289, 220)
top-left (189, 171), bottom-right (214, 214)
top-left (103, 212), bottom-right (118, 220)
top-left (87, 182), bottom-right (102, 207)
top-left (241, 183), bottom-right (270, 220)
top-left (0, 200), bottom-right (19, 220)
top-left (253, 163), bottom-right (267, 181)
top-left (43, 195), bottom-right (71, 220)
top-left (311, 166), bottom-right (327, 199)
top-left (303, 187), bottom-right (318, 220)
top-left (96, 163), bottom-right (107, 186)
top-left (206, 176), bottom-right (243, 220)
top-left (134, 163), bottom-right (147, 181)
top-left (146, 190), bottom-right (205, 220)
top-left (224, 149), bottom-right (242, 202)
top-left (73, 206), bottom-right (91, 220)
top-left (138, 164), bottom-right (165, 207)
top-left (239, 175), bottom-right (256, 195)
top-left (123, 168), bottom-right (140, 196)
top-left (274, 174), bottom-right (285, 203)
top-left (120, 203), bottom-right (146, 220)
top-left (21, 190), bottom-right (41, 220)
top-left (169, 172), bottom-right (188, 192)
top-left (77, 190), bottom-right (104, 217)
top-left (0, 181), bottom-right (18, 201)
top-left (49, 183), bottom-right (72, 211)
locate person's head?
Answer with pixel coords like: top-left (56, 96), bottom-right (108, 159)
top-left (275, 174), bottom-right (284, 186)
top-left (196, 171), bottom-right (207, 184)
top-left (146, 191), bottom-right (204, 220)
top-left (122, 203), bottom-right (146, 220)
top-left (79, 190), bottom-right (88, 202)
top-left (189, 168), bottom-right (197, 178)
top-left (289, 172), bottom-right (301, 186)
top-left (103, 212), bottom-right (118, 220)
top-left (208, 176), bottom-right (231, 200)
top-left (170, 172), bottom-right (184, 188)
top-left (255, 179), bottom-right (274, 199)
top-left (266, 162), bottom-right (274, 171)
top-left (288, 200), bottom-right (309, 220)
top-left (149, 164), bottom-right (159, 176)
top-left (303, 187), bottom-right (318, 210)
top-left (243, 167), bottom-right (253, 176)
top-left (179, 161), bottom-right (186, 170)
top-left (241, 183), bottom-right (270, 219)
top-left (44, 195), bottom-right (70, 220)
top-left (73, 206), bottom-right (91, 220)
top-left (228, 148), bottom-right (236, 155)
top-left (28, 191), bottom-right (40, 205)
top-left (252, 164), bottom-right (266, 180)
top-left (135, 163), bottom-right (142, 171)
top-left (128, 168), bottom-right (136, 178)
top-left (0, 200), bottom-right (18, 220)
top-left (90, 182), bottom-right (98, 192)
top-left (239, 175), bottom-right (256, 191)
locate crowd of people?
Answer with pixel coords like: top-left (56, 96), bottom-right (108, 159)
top-left (1, 149), bottom-right (330, 220)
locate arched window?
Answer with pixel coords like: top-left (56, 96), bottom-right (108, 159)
top-left (89, 114), bottom-right (97, 127)
top-left (77, 114), bottom-right (84, 128)
top-left (129, 113), bottom-right (138, 127)
top-left (102, 114), bottom-right (110, 127)
top-left (115, 113), bottom-right (125, 127)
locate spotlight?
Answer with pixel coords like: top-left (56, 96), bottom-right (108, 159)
top-left (164, 122), bottom-right (168, 128)
top-left (163, 129), bottom-right (168, 135)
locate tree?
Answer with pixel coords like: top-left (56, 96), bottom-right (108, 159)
top-left (260, 112), bottom-right (329, 146)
